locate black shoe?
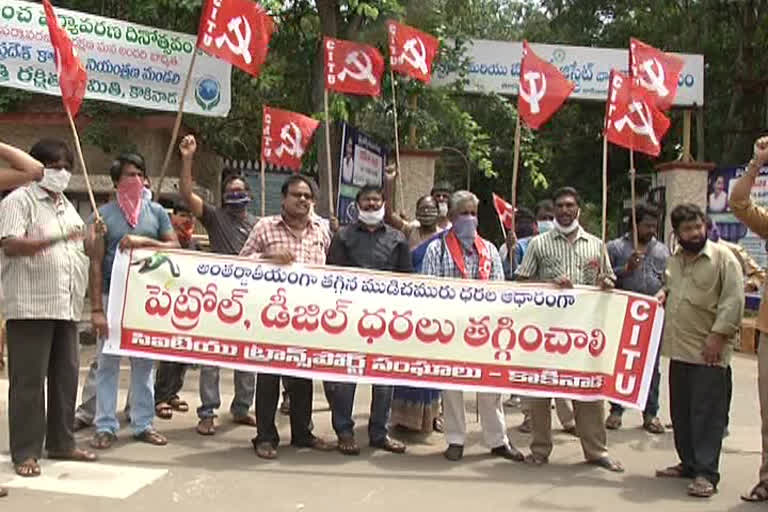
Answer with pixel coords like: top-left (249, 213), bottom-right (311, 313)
top-left (444, 444), bottom-right (464, 461)
top-left (491, 444), bottom-right (524, 461)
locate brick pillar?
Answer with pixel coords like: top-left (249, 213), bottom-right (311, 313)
top-left (654, 161), bottom-right (715, 246)
top-left (396, 149), bottom-right (441, 218)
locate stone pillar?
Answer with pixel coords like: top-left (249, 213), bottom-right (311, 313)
top-left (395, 149), bottom-right (442, 219)
top-left (654, 161), bottom-right (715, 245)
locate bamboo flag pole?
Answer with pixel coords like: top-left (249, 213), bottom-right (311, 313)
top-left (323, 88), bottom-right (334, 215)
top-left (260, 158), bottom-right (266, 217)
top-left (629, 149), bottom-right (639, 249)
top-left (155, 49), bottom-right (199, 199)
top-left (65, 109), bottom-right (99, 219)
top-left (510, 114), bottom-right (522, 235)
top-left (389, 70), bottom-right (406, 213)
top-left (601, 134), bottom-right (609, 275)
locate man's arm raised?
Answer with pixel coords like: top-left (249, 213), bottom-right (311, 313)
top-left (178, 134), bottom-right (205, 219)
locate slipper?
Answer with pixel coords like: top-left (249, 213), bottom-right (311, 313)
top-left (155, 402), bottom-right (173, 420)
top-left (588, 456), bottom-right (624, 473)
top-left (252, 440), bottom-right (277, 460)
top-left (196, 417), bottom-right (216, 436)
top-left (233, 414), bottom-right (257, 427)
top-left (134, 428), bottom-right (167, 446)
top-left (47, 448), bottom-right (98, 462)
top-left (89, 431), bottom-right (117, 450)
top-left (742, 481), bottom-right (768, 502)
top-left (14, 458), bottom-right (40, 478)
top-left (688, 476), bottom-right (717, 498)
top-left (655, 463), bottom-right (689, 478)
top-left (168, 397), bottom-right (189, 413)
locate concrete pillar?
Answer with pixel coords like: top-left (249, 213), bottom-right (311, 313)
top-left (395, 149), bottom-right (441, 219)
top-left (654, 161), bottom-right (715, 246)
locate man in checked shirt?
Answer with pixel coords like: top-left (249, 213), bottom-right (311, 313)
top-left (239, 175), bottom-right (335, 459)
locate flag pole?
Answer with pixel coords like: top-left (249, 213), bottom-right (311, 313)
top-left (323, 88), bottom-right (334, 216)
top-left (65, 109), bottom-right (99, 220)
top-left (155, 49), bottom-right (199, 199)
top-left (601, 134), bottom-right (609, 275)
top-left (389, 70), bottom-right (406, 213)
top-left (510, 113), bottom-right (521, 235)
top-left (629, 149), bottom-right (639, 249)
top-left (260, 157), bottom-right (266, 217)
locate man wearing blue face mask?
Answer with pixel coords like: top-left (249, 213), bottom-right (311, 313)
top-left (178, 135), bottom-right (257, 435)
top-left (422, 190), bottom-right (524, 463)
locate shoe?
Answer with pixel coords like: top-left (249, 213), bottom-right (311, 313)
top-left (444, 444), bottom-right (464, 461)
top-left (490, 445), bottom-right (524, 461)
top-left (605, 412), bottom-right (622, 430)
top-left (370, 436), bottom-right (406, 454)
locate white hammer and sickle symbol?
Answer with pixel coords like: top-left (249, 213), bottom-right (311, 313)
top-left (275, 123), bottom-right (303, 158)
top-left (337, 51), bottom-right (376, 84)
top-left (638, 58), bottom-right (668, 98)
top-left (215, 16), bottom-right (253, 65)
top-left (401, 38), bottom-right (428, 74)
top-left (614, 101), bottom-right (659, 146)
top-left (519, 71), bottom-right (547, 114)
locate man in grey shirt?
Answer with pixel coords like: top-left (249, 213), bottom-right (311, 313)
top-left (178, 135), bottom-right (257, 435)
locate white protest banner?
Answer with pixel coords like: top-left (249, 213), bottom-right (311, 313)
top-left (434, 39), bottom-right (704, 107)
top-left (104, 248), bottom-right (664, 410)
top-left (0, 0), bottom-right (231, 116)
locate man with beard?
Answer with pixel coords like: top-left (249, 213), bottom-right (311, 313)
top-left (240, 175), bottom-right (334, 459)
top-left (178, 135), bottom-right (257, 435)
top-left (515, 187), bottom-right (622, 472)
top-left (605, 204), bottom-right (669, 434)
top-left (422, 190), bottom-right (523, 462)
top-left (655, 203), bottom-right (743, 498)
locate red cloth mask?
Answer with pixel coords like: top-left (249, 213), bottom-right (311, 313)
top-left (117, 176), bottom-right (144, 228)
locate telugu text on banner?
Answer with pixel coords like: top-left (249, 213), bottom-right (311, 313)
top-left (0, 0), bottom-right (231, 117)
top-left (104, 249), bottom-right (664, 410)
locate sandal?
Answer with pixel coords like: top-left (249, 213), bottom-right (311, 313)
top-left (196, 417), bottom-right (216, 436)
top-left (588, 456), bottom-right (625, 473)
top-left (605, 413), bottom-right (622, 430)
top-left (688, 476), bottom-right (717, 498)
top-left (155, 402), bottom-right (173, 420)
top-left (252, 440), bottom-right (277, 460)
top-left (642, 416), bottom-right (665, 435)
top-left (742, 481), bottom-right (768, 502)
top-left (89, 431), bottom-right (117, 450)
top-left (134, 428), bottom-right (167, 446)
top-left (524, 453), bottom-right (548, 466)
top-left (433, 416), bottom-right (444, 433)
top-left (168, 397), bottom-right (189, 413)
top-left (47, 447), bottom-right (98, 462)
top-left (14, 458), bottom-right (40, 477)
top-left (294, 436), bottom-right (335, 452)
top-left (337, 436), bottom-right (360, 456)
top-left (370, 436), bottom-right (406, 454)
top-left (232, 414), bottom-right (257, 427)
top-left (655, 463), bottom-right (689, 478)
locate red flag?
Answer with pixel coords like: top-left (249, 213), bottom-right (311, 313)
top-left (387, 20), bottom-right (439, 84)
top-left (324, 37), bottom-right (385, 97)
top-left (517, 41), bottom-right (575, 130)
top-left (604, 70), bottom-right (671, 157)
top-left (492, 193), bottom-right (515, 230)
top-left (629, 38), bottom-right (684, 111)
top-left (262, 107), bottom-right (320, 172)
top-left (197, 0), bottom-right (274, 78)
top-left (43, 0), bottom-right (87, 117)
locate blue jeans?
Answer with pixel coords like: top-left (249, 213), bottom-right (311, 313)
top-left (197, 366), bottom-right (255, 419)
top-left (323, 382), bottom-right (393, 442)
top-left (94, 294), bottom-right (155, 436)
top-left (611, 350), bottom-right (661, 418)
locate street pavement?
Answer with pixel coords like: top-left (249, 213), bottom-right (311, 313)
top-left (0, 345), bottom-right (762, 511)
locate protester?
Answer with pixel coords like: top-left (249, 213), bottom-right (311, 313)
top-left (516, 186), bottom-right (623, 472)
top-left (422, 190), bottom-right (523, 462)
top-left (605, 204), bottom-right (669, 434)
top-left (178, 135), bottom-right (257, 435)
top-left (324, 184), bottom-right (410, 455)
top-left (89, 152), bottom-right (179, 450)
top-left (409, 195), bottom-right (447, 273)
top-left (384, 167), bottom-right (453, 235)
top-left (499, 206), bottom-right (536, 280)
top-left (654, 203), bottom-right (743, 498)
top-left (499, 199), bottom-right (556, 274)
top-left (240, 175), bottom-right (334, 459)
top-left (726, 136), bottom-right (768, 502)
top-left (0, 138), bottom-right (95, 484)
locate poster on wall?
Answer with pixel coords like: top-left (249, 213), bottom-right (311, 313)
top-left (708, 164), bottom-right (768, 268)
top-left (337, 122), bottom-right (386, 224)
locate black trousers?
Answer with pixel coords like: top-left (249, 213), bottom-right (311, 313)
top-left (669, 360), bottom-right (729, 486)
top-left (255, 374), bottom-right (314, 447)
top-left (154, 362), bottom-right (188, 404)
top-left (7, 319), bottom-right (79, 463)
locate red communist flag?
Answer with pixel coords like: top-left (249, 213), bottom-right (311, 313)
top-left (261, 106), bottom-right (320, 171)
top-left (43, 0), bottom-right (87, 117)
top-left (629, 38), bottom-right (684, 111)
top-left (517, 41), bottom-right (575, 130)
top-left (492, 193), bottom-right (515, 230)
top-left (604, 70), bottom-right (671, 157)
top-left (324, 37), bottom-right (385, 96)
top-left (197, 0), bottom-right (275, 78)
top-left (387, 20), bottom-right (439, 83)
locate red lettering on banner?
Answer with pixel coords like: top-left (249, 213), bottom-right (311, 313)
top-left (607, 298), bottom-right (657, 403)
top-left (358, 308), bottom-right (387, 344)
top-left (292, 304), bottom-right (321, 332)
top-left (518, 325), bottom-right (543, 351)
top-left (491, 317), bottom-right (516, 361)
top-left (145, 285), bottom-right (172, 316)
top-left (187, 284), bottom-right (219, 313)
top-left (464, 316), bottom-right (491, 346)
top-left (415, 318), bottom-right (455, 344)
top-left (217, 289), bottom-right (247, 324)
top-left (388, 310), bottom-right (414, 341)
top-left (261, 288), bottom-right (290, 329)
top-left (171, 287), bottom-right (203, 330)
top-left (320, 299), bottom-right (351, 334)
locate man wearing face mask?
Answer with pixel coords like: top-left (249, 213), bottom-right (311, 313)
top-left (323, 184), bottom-right (411, 455)
top-left (421, 190), bottom-right (524, 462)
top-left (0, 138), bottom-right (97, 481)
top-left (88, 152), bottom-right (180, 450)
top-left (654, 203), bottom-right (743, 498)
top-left (516, 187), bottom-right (622, 472)
top-left (177, 135), bottom-right (257, 435)
top-left (384, 166), bottom-right (453, 236)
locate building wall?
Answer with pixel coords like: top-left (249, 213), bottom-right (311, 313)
top-left (656, 163), bottom-right (712, 245)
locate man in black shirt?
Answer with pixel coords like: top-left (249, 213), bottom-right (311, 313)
top-left (325, 185), bottom-right (411, 455)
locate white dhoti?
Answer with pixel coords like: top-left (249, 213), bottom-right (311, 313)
top-left (442, 390), bottom-right (508, 448)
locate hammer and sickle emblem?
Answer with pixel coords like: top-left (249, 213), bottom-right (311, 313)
top-left (401, 37), bottom-right (428, 74)
top-left (519, 71), bottom-right (547, 114)
top-left (337, 51), bottom-right (376, 84)
top-left (637, 58), bottom-right (668, 97)
top-left (274, 122), bottom-right (303, 158)
top-left (214, 16), bottom-right (253, 64)
top-left (614, 101), bottom-right (659, 146)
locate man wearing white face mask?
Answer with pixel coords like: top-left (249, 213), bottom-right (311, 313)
top-left (421, 190), bottom-right (524, 463)
top-left (324, 184), bottom-right (411, 455)
top-left (515, 186), bottom-right (622, 472)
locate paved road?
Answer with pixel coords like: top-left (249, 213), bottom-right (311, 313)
top-left (0, 346), bottom-right (762, 511)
